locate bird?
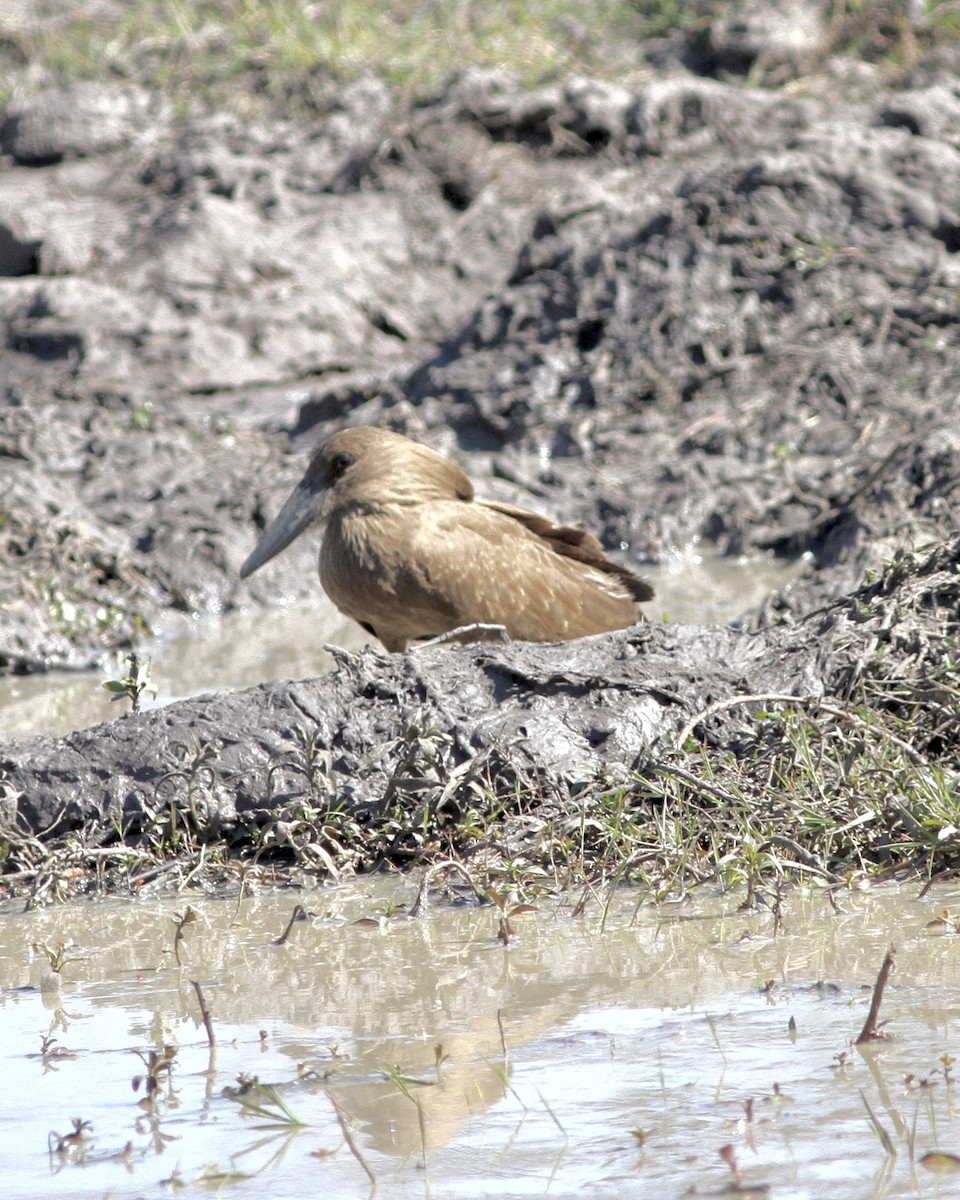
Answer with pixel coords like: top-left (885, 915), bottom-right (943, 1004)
top-left (240, 426), bottom-right (653, 652)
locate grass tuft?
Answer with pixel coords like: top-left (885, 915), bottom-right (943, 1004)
top-left (0, 0), bottom-right (688, 111)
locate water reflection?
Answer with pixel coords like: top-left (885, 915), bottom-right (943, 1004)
top-left (1, 881), bottom-right (959, 1197)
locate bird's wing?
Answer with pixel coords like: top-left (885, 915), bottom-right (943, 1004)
top-left (404, 502), bottom-right (643, 642)
top-left (477, 500), bottom-right (607, 555)
top-left (477, 500), bottom-right (653, 603)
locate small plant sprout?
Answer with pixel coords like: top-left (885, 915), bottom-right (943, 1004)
top-left (222, 1075), bottom-right (305, 1127)
top-left (718, 1144), bottom-right (741, 1186)
top-left (48, 1117), bottom-right (93, 1156)
top-left (433, 1043), bottom-right (449, 1079)
top-left (132, 1046), bottom-right (177, 1104)
top-left (485, 884), bottom-right (537, 945)
top-left (103, 651), bottom-right (157, 714)
top-left (379, 1065), bottom-right (434, 1167)
top-left (382, 1063), bottom-right (438, 1097)
top-left (171, 906), bottom-right (198, 966)
top-left (925, 910), bottom-right (960, 934)
top-left (31, 940), bottom-right (80, 974)
top-left (40, 1035), bottom-right (78, 1067)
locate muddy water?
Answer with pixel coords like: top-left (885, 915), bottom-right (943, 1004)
top-left (0, 549), bottom-right (799, 740)
top-left (0, 597), bottom-right (369, 740)
top-left (1, 880), bottom-right (959, 1199)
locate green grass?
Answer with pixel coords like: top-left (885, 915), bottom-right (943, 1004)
top-left (3, 2), bottom-right (959, 117)
top-left (0, 0), bottom-right (703, 112)
top-left (4, 2), bottom-right (960, 116)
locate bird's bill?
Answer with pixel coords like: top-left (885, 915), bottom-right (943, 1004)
top-left (239, 481), bottom-right (325, 578)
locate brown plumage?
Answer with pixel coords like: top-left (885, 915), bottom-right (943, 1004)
top-left (240, 427), bottom-right (653, 652)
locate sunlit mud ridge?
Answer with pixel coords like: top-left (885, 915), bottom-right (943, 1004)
top-left (1, 536), bottom-right (956, 900)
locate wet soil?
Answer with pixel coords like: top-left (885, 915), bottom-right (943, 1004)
top-left (4, 52), bottom-right (960, 671)
top-left (1, 7), bottom-right (959, 886)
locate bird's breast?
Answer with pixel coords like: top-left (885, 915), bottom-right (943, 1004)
top-left (320, 510), bottom-right (394, 604)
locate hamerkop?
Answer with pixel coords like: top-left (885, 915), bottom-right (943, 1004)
top-left (240, 427), bottom-right (653, 652)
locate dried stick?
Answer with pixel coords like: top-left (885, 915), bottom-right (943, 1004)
top-left (191, 980), bottom-right (217, 1047)
top-left (329, 1091), bottom-right (377, 1187)
top-left (856, 946), bottom-right (895, 1044)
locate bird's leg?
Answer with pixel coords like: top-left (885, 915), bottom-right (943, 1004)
top-left (414, 623), bottom-right (509, 650)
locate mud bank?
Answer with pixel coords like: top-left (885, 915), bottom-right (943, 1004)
top-left (3, 62), bottom-right (960, 670)
top-left (2, 536), bottom-right (956, 898)
top-left (2, 9), bottom-right (959, 893)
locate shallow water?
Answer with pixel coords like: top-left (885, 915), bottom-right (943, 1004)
top-left (2, 880), bottom-right (959, 1199)
top-left (0, 597), bottom-right (367, 740)
top-left (0, 549), bottom-right (799, 740)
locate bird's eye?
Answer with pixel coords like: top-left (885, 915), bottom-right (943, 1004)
top-left (330, 452), bottom-right (355, 477)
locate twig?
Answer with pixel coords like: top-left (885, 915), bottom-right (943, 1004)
top-left (763, 835), bottom-right (842, 883)
top-left (856, 946), bottom-right (895, 1044)
top-left (652, 762), bottom-right (742, 807)
top-left (497, 1008), bottom-right (508, 1063)
top-left (409, 872), bottom-right (429, 920)
top-left (676, 692), bottom-right (814, 749)
top-left (819, 701), bottom-right (926, 766)
top-left (191, 980), bottom-right (217, 1047)
top-left (64, 846), bottom-right (157, 860)
top-left (129, 852), bottom-right (203, 889)
top-left (271, 904), bottom-right (307, 946)
top-left (676, 693), bottom-right (927, 766)
top-left (409, 859), bottom-right (485, 917)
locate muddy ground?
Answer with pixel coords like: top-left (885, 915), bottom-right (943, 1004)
top-left (1, 7), bottom-right (958, 896)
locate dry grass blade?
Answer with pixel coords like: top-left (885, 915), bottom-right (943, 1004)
top-left (329, 1090), bottom-right (377, 1187)
top-left (860, 1089), bottom-right (896, 1156)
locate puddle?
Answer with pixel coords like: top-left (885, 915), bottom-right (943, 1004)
top-left (1, 880), bottom-right (958, 1198)
top-left (0, 598), bottom-right (369, 740)
top-left (0, 549), bottom-right (800, 741)
top-left (646, 545), bottom-right (801, 626)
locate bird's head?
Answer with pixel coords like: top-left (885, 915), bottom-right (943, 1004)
top-left (239, 426), bottom-right (473, 578)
